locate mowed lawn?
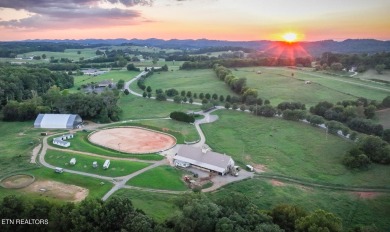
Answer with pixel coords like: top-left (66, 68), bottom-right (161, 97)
top-left (232, 67), bottom-right (390, 106)
top-left (201, 110), bottom-right (390, 187)
top-left (52, 131), bottom-right (163, 160)
top-left (211, 178), bottom-right (390, 231)
top-left (376, 109), bottom-right (390, 129)
top-left (139, 69), bottom-right (238, 99)
top-left (113, 189), bottom-right (180, 222)
top-left (126, 165), bottom-right (188, 191)
top-left (119, 93), bottom-right (201, 119)
top-left (45, 150), bottom-right (150, 177)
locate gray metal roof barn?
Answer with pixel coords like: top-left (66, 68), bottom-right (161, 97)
top-left (34, 114), bottom-right (82, 129)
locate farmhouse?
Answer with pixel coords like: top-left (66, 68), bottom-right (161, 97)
top-left (97, 80), bottom-right (113, 88)
top-left (34, 114), bottom-right (82, 129)
top-left (174, 145), bottom-right (235, 175)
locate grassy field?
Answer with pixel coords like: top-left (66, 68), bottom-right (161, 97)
top-left (45, 149), bottom-right (150, 177)
top-left (52, 131), bottom-right (163, 160)
top-left (113, 189), bottom-right (180, 222)
top-left (0, 167), bottom-right (113, 201)
top-left (16, 48), bottom-right (98, 61)
top-left (72, 70), bottom-right (140, 90)
top-left (126, 165), bottom-right (188, 191)
top-left (113, 119), bottom-right (200, 143)
top-left (135, 69), bottom-right (238, 99)
top-left (357, 69), bottom-right (390, 82)
top-left (376, 109), bottom-right (390, 129)
top-left (201, 110), bottom-right (390, 187)
top-left (119, 93), bottom-right (201, 119)
top-left (0, 121), bottom-right (68, 177)
top-left (210, 178), bottom-right (390, 231)
top-left (232, 67), bottom-right (390, 106)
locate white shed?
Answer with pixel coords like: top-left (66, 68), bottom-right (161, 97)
top-left (92, 161), bottom-right (98, 168)
top-left (70, 158), bottom-right (76, 165)
top-left (103, 160), bottom-right (110, 169)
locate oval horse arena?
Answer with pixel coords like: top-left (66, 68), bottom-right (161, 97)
top-left (0, 174), bottom-right (35, 189)
top-left (88, 126), bottom-right (177, 154)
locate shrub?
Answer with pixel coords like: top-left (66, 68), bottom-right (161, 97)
top-left (170, 111), bottom-right (195, 123)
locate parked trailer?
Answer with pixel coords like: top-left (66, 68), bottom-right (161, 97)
top-left (246, 165), bottom-right (254, 172)
top-left (103, 160), bottom-right (110, 169)
top-left (55, 167), bottom-right (64, 173)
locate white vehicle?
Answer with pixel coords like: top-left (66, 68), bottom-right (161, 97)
top-left (55, 167), bottom-right (64, 173)
top-left (70, 158), bottom-right (76, 165)
top-left (103, 160), bottom-right (110, 169)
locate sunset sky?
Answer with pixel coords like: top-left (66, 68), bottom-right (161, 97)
top-left (0, 0), bottom-right (389, 41)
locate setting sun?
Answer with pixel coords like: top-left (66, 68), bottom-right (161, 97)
top-left (282, 32), bottom-right (298, 43)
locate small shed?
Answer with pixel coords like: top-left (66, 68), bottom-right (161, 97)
top-left (246, 165), bottom-right (254, 172)
top-left (70, 158), bottom-right (76, 165)
top-left (92, 161), bottom-right (98, 168)
top-left (103, 160), bottom-right (110, 169)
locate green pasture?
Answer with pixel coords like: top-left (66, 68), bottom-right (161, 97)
top-left (201, 110), bottom-right (390, 187)
top-left (119, 93), bottom-right (201, 119)
top-left (376, 109), bottom-right (390, 129)
top-left (113, 119), bottom-right (200, 143)
top-left (0, 167), bottom-right (113, 201)
top-left (44, 149), bottom-right (150, 177)
top-left (50, 131), bottom-right (163, 160)
top-left (0, 121), bottom-right (66, 177)
top-left (357, 69), bottom-right (390, 82)
top-left (211, 178), bottom-right (390, 231)
top-left (113, 189), bottom-right (181, 222)
top-left (232, 67), bottom-right (390, 106)
top-left (126, 165), bottom-right (188, 191)
top-left (16, 48), bottom-right (98, 61)
top-left (139, 69), bottom-right (237, 100)
top-left (72, 70), bottom-right (139, 90)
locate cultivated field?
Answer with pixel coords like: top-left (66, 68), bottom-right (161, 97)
top-left (17, 48), bottom-right (98, 61)
top-left (357, 69), bottom-right (390, 82)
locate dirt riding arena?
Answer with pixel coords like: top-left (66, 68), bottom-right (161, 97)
top-left (88, 127), bottom-right (177, 154)
top-left (21, 180), bottom-right (88, 202)
top-left (1, 174), bottom-right (35, 189)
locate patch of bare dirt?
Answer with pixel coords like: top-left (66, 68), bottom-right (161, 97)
top-left (354, 192), bottom-right (381, 199)
top-left (270, 179), bottom-right (286, 186)
top-left (21, 180), bottom-right (88, 202)
top-left (252, 163), bottom-right (267, 173)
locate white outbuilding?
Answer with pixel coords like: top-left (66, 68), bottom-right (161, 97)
top-left (34, 114), bottom-right (82, 129)
top-left (70, 158), bottom-right (76, 165)
top-left (103, 160), bottom-right (110, 169)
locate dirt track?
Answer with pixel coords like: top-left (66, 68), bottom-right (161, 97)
top-left (88, 127), bottom-right (176, 153)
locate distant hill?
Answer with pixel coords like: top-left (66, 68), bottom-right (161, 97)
top-left (16, 38), bottom-right (390, 56)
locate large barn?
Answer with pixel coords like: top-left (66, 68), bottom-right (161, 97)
top-left (174, 145), bottom-right (235, 175)
top-left (34, 114), bottom-right (82, 129)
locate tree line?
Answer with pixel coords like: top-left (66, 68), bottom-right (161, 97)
top-left (0, 65), bottom-right (73, 108)
top-left (1, 192), bottom-right (370, 232)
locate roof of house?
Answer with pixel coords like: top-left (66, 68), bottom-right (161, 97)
top-left (34, 114), bottom-right (82, 129)
top-left (174, 145), bottom-right (233, 173)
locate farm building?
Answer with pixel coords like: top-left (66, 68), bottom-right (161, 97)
top-left (34, 114), bottom-right (82, 129)
top-left (53, 139), bottom-right (70, 148)
top-left (174, 145), bottom-right (235, 175)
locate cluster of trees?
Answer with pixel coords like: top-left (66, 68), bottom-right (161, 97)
top-left (317, 51), bottom-right (390, 73)
top-left (126, 63), bottom-right (140, 71)
top-left (137, 70), bottom-right (154, 91)
top-left (0, 66), bottom-right (73, 108)
top-left (344, 135), bottom-right (390, 169)
top-left (180, 57), bottom-right (313, 70)
top-left (169, 111), bottom-right (195, 123)
top-left (309, 99), bottom-right (384, 136)
top-left (3, 87), bottom-right (121, 122)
